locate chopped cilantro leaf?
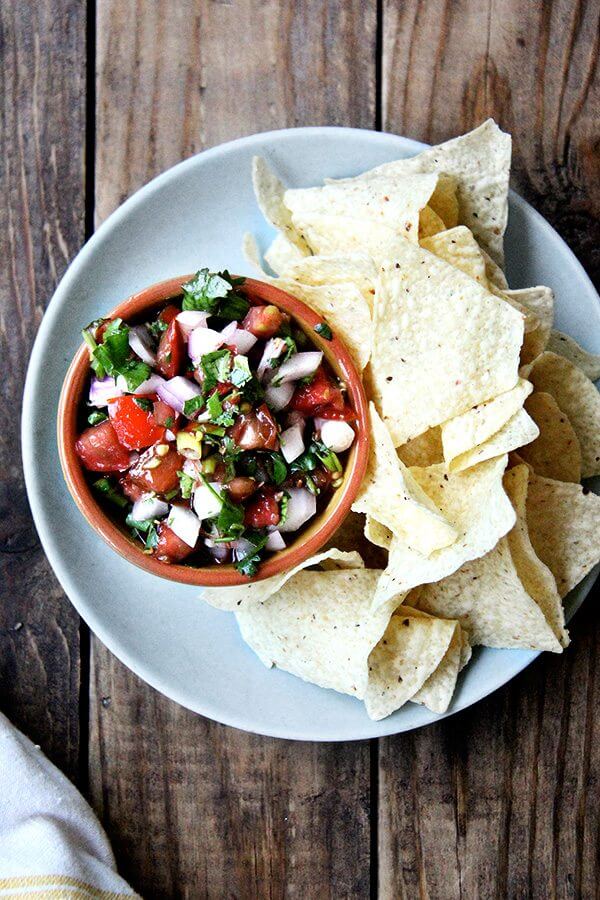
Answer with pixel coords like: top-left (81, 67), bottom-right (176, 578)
top-left (134, 397), bottom-right (153, 412)
top-left (182, 269), bottom-right (231, 312)
top-left (206, 391), bottom-right (236, 427)
top-left (82, 318), bottom-right (150, 389)
top-left (234, 529), bottom-right (268, 577)
top-left (177, 470), bottom-right (195, 499)
top-left (279, 491), bottom-right (290, 525)
top-left (88, 410), bottom-right (108, 426)
top-left (200, 349), bottom-right (231, 392)
top-left (183, 395), bottom-right (205, 417)
top-left (217, 291), bottom-right (249, 321)
top-left (270, 452), bottom-right (288, 485)
top-left (290, 447), bottom-right (318, 474)
top-left (312, 439), bottom-right (342, 473)
top-left (125, 513), bottom-right (155, 531)
top-left (230, 355), bottom-right (252, 387)
top-left (164, 416), bottom-right (174, 429)
top-left (147, 317), bottom-right (168, 340)
top-left (93, 477), bottom-right (128, 508)
top-left (118, 358), bottom-right (152, 391)
top-left (314, 322), bottom-right (333, 340)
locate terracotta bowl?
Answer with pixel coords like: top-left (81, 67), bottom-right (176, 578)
top-left (57, 275), bottom-right (370, 587)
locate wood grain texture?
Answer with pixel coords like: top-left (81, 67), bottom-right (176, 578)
top-left (380, 1), bottom-right (600, 896)
top-left (91, 1), bottom-right (376, 895)
top-left (0, 0), bottom-right (85, 778)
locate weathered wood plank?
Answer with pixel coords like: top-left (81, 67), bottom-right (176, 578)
top-left (91, 1), bottom-right (376, 895)
top-left (0, 0), bottom-right (86, 779)
top-left (380, 1), bottom-right (600, 896)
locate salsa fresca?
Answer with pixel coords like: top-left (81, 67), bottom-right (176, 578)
top-left (76, 270), bottom-right (357, 576)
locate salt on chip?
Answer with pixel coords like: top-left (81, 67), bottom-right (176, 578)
top-left (202, 548), bottom-right (363, 612)
top-left (236, 569), bottom-right (402, 700)
top-left (352, 404), bottom-right (457, 555)
top-left (526, 351), bottom-right (600, 477)
top-left (520, 392), bottom-right (582, 483)
top-left (420, 226), bottom-right (489, 286)
top-left (414, 535), bottom-right (562, 652)
top-left (373, 455), bottom-right (516, 608)
top-left (526, 474), bottom-right (600, 598)
top-left (329, 119), bottom-right (511, 266)
top-left (365, 608), bottom-right (460, 720)
top-left (397, 427), bottom-right (444, 468)
top-left (252, 157), bottom-right (311, 255)
top-left (503, 465), bottom-right (568, 646)
top-left (284, 171), bottom-right (440, 246)
top-left (441, 378), bottom-right (533, 466)
top-left (371, 246), bottom-right (524, 446)
top-left (275, 279), bottom-right (372, 371)
top-left (448, 407), bottom-right (539, 473)
top-left (547, 330), bottom-right (600, 381)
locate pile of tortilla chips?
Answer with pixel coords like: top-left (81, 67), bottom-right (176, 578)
top-left (204, 120), bottom-right (600, 721)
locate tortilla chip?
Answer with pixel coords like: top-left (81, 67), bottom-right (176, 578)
top-left (414, 535), bottom-right (562, 652)
top-left (428, 174), bottom-right (459, 229)
top-left (264, 233), bottom-right (310, 275)
top-left (371, 247), bottom-right (524, 446)
top-left (520, 392), bottom-right (582, 483)
top-left (353, 404), bottom-right (457, 555)
top-left (374, 455), bottom-right (516, 607)
top-left (547, 330), bottom-right (600, 381)
top-left (526, 351), bottom-right (600, 477)
top-left (448, 407), bottom-right (539, 473)
top-left (397, 427), bottom-right (444, 468)
top-left (420, 225), bottom-right (489, 286)
top-left (365, 608), bottom-right (460, 719)
top-left (419, 204), bottom-right (446, 239)
top-left (283, 213), bottom-right (411, 260)
top-left (330, 120), bottom-right (511, 266)
top-left (481, 247), bottom-right (508, 290)
top-left (526, 474), bottom-right (600, 598)
top-left (275, 279), bottom-right (372, 371)
top-left (279, 254), bottom-right (377, 309)
top-left (285, 171), bottom-right (439, 247)
top-left (364, 516), bottom-right (393, 551)
top-left (507, 286), bottom-right (554, 363)
top-left (503, 465), bottom-right (568, 646)
top-left (326, 511), bottom-right (388, 569)
top-left (411, 617), bottom-right (464, 713)
top-left (441, 378), bottom-right (533, 465)
top-left (202, 548), bottom-right (363, 611)
top-left (252, 157), bottom-right (311, 254)
top-left (236, 568), bottom-right (401, 699)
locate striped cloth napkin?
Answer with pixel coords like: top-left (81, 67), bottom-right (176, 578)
top-left (0, 711), bottom-right (136, 898)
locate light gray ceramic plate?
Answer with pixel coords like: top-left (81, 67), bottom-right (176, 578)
top-left (22, 127), bottom-right (600, 741)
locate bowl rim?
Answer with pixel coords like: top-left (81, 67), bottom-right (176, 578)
top-left (56, 274), bottom-right (370, 587)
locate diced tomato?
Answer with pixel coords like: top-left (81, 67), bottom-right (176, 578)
top-left (153, 399), bottom-right (178, 429)
top-left (159, 304), bottom-right (180, 325)
top-left (227, 476), bottom-right (257, 503)
top-left (311, 466), bottom-right (334, 493)
top-left (244, 489), bottom-right (280, 528)
top-left (154, 522), bottom-right (194, 563)
top-left (242, 304), bottom-right (289, 339)
top-left (230, 403), bottom-right (279, 450)
top-left (119, 475), bottom-right (146, 503)
top-left (313, 404), bottom-right (357, 421)
top-left (108, 396), bottom-right (166, 450)
top-left (129, 444), bottom-right (184, 494)
top-left (215, 381), bottom-right (236, 396)
top-left (290, 366), bottom-right (344, 416)
top-left (75, 420), bottom-right (133, 472)
top-left (156, 319), bottom-right (184, 378)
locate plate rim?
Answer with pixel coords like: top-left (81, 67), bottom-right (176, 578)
top-left (22, 125), bottom-right (600, 741)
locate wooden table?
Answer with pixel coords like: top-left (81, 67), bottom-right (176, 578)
top-left (2, 2), bottom-right (599, 896)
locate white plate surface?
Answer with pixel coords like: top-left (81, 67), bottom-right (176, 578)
top-left (22, 127), bottom-right (600, 741)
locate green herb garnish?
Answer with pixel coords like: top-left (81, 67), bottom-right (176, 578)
top-left (164, 416), bottom-right (174, 429)
top-left (87, 410), bottom-right (108, 426)
top-left (93, 477), bottom-right (128, 508)
top-left (234, 529), bottom-right (268, 577)
top-left (206, 391), bottom-right (236, 427)
top-left (270, 452), bottom-right (288, 485)
top-left (279, 491), bottom-right (290, 525)
top-left (312, 439), bottom-right (342, 473)
top-left (230, 355), bottom-right (252, 388)
top-left (314, 322), bottom-right (333, 340)
top-left (82, 318), bottom-right (151, 390)
top-left (183, 395), bottom-right (206, 417)
top-left (147, 317), bottom-right (169, 340)
top-left (200, 349), bottom-right (231, 392)
top-left (134, 397), bottom-right (153, 413)
top-left (181, 269), bottom-right (249, 320)
top-left (177, 470), bottom-right (195, 500)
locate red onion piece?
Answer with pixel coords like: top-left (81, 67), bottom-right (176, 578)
top-left (188, 327), bottom-right (224, 362)
top-left (176, 310), bottom-right (209, 336)
top-left (264, 381), bottom-right (295, 412)
top-left (275, 352), bottom-right (322, 385)
top-left (128, 324), bottom-right (156, 365)
top-left (278, 488), bottom-right (317, 533)
top-left (279, 423), bottom-right (305, 463)
top-left (265, 530), bottom-right (286, 551)
top-left (228, 328), bottom-right (257, 355)
top-left (130, 373), bottom-right (166, 395)
top-left (156, 376), bottom-right (202, 413)
top-left (219, 320), bottom-right (238, 342)
top-left (88, 375), bottom-right (123, 407)
top-left (131, 494), bottom-right (169, 521)
top-left (167, 505), bottom-right (201, 548)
